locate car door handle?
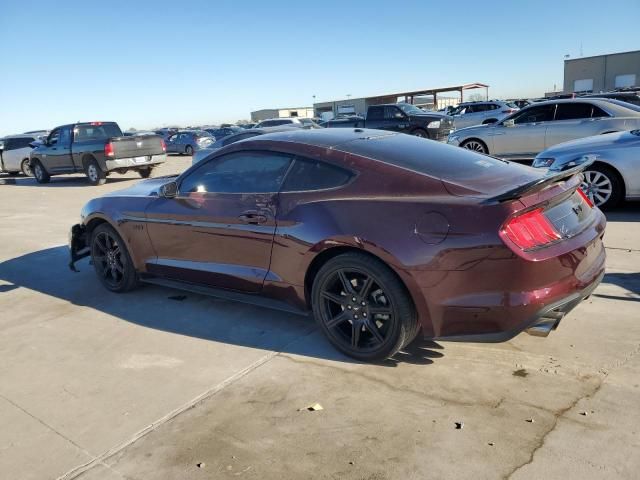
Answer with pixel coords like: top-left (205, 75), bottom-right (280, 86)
top-left (238, 212), bottom-right (268, 224)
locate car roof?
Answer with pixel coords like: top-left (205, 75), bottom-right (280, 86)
top-left (529, 97), bottom-right (640, 115)
top-left (1, 134), bottom-right (37, 139)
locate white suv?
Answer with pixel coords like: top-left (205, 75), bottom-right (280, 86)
top-left (0, 134), bottom-right (38, 176)
top-left (450, 101), bottom-right (519, 129)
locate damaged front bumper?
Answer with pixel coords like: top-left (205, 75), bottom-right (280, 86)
top-left (69, 224), bottom-right (90, 271)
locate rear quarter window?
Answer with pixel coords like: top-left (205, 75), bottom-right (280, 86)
top-left (281, 157), bottom-right (353, 192)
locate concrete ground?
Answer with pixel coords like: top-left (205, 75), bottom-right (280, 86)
top-left (0, 157), bottom-right (638, 480)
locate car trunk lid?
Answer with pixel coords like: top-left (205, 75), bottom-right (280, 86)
top-left (109, 135), bottom-right (165, 159)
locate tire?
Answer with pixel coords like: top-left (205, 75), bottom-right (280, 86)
top-left (90, 223), bottom-right (138, 292)
top-left (581, 165), bottom-right (623, 210)
top-left (311, 252), bottom-right (419, 361)
top-left (85, 158), bottom-right (107, 185)
top-left (185, 145), bottom-right (193, 156)
top-left (21, 158), bottom-right (32, 176)
top-left (411, 128), bottom-right (428, 138)
top-left (32, 159), bottom-right (50, 184)
top-left (138, 167), bottom-right (153, 178)
top-left (460, 139), bottom-right (488, 154)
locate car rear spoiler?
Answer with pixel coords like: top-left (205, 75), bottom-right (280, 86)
top-left (482, 159), bottom-right (594, 204)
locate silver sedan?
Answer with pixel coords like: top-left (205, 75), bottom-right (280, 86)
top-left (447, 99), bottom-right (640, 161)
top-left (532, 130), bottom-right (640, 209)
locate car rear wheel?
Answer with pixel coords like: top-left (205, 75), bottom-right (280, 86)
top-left (85, 158), bottom-right (107, 186)
top-left (32, 160), bottom-right (50, 184)
top-left (138, 167), bottom-right (153, 178)
top-left (90, 223), bottom-right (138, 292)
top-left (461, 139), bottom-right (488, 154)
top-left (581, 165), bottom-right (622, 209)
top-left (311, 252), bottom-right (419, 361)
top-left (21, 158), bottom-right (32, 176)
top-left (185, 145), bottom-right (193, 156)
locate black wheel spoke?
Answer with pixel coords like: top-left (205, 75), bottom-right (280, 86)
top-left (351, 321), bottom-right (362, 348)
top-left (325, 310), bottom-right (349, 329)
top-left (95, 236), bottom-right (108, 253)
top-left (359, 275), bottom-right (374, 299)
top-left (369, 306), bottom-right (392, 316)
top-left (321, 291), bottom-right (344, 306)
top-left (365, 319), bottom-right (384, 344)
top-left (337, 270), bottom-right (354, 295)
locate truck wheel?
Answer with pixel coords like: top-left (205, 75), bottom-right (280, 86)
top-left (185, 145), bottom-right (193, 156)
top-left (138, 167), bottom-right (153, 178)
top-left (85, 158), bottom-right (107, 186)
top-left (21, 158), bottom-right (32, 176)
top-left (32, 160), bottom-right (50, 184)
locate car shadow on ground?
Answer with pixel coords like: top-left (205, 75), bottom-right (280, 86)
top-left (595, 272), bottom-right (640, 303)
top-left (604, 202), bottom-right (640, 223)
top-left (0, 246), bottom-right (443, 366)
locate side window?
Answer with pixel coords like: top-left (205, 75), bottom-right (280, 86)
top-left (281, 157), bottom-right (353, 192)
top-left (180, 152), bottom-right (292, 194)
top-left (384, 106), bottom-right (402, 120)
top-left (59, 127), bottom-right (72, 147)
top-left (512, 105), bottom-right (556, 124)
top-left (591, 105), bottom-right (610, 118)
top-left (14, 137), bottom-right (35, 149)
top-left (4, 138), bottom-right (16, 150)
top-left (554, 103), bottom-right (595, 121)
top-left (168, 134), bottom-right (178, 142)
top-left (48, 129), bottom-right (60, 145)
top-left (367, 106), bottom-right (383, 120)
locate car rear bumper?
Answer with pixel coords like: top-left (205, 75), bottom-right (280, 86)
top-left (105, 153), bottom-right (166, 170)
top-left (412, 227), bottom-right (606, 342)
top-left (69, 224), bottom-right (89, 272)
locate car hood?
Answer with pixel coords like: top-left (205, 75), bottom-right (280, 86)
top-left (537, 130), bottom-right (640, 157)
top-left (104, 176), bottom-right (177, 197)
top-left (451, 123), bottom-right (492, 134)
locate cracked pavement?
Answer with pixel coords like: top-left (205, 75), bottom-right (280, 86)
top-left (0, 159), bottom-right (638, 479)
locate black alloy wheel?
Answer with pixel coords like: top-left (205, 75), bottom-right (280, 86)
top-left (312, 253), bottom-right (418, 361)
top-left (90, 224), bottom-right (138, 292)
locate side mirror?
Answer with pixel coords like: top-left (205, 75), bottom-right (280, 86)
top-left (30, 141), bottom-right (43, 148)
top-left (503, 119), bottom-right (515, 127)
top-left (159, 181), bottom-right (178, 199)
top-left (394, 112), bottom-right (405, 119)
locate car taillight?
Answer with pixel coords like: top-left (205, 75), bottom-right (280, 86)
top-left (577, 188), bottom-right (594, 208)
top-left (161, 139), bottom-right (166, 152)
top-left (104, 142), bottom-right (114, 157)
top-left (501, 208), bottom-right (561, 250)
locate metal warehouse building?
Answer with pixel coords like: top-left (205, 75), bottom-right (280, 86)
top-left (313, 83), bottom-right (488, 118)
top-left (251, 107), bottom-right (314, 122)
top-left (564, 50), bottom-right (640, 93)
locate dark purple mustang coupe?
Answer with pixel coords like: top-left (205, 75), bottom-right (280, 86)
top-left (70, 128), bottom-right (606, 361)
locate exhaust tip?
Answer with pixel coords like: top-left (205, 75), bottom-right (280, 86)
top-left (526, 318), bottom-right (560, 337)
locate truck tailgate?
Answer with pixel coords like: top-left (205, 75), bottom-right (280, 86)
top-left (110, 135), bottom-right (164, 159)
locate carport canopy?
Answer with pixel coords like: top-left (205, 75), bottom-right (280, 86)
top-left (375, 82), bottom-right (489, 109)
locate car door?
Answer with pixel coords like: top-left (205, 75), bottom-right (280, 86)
top-left (461, 104), bottom-right (486, 127)
top-left (0, 137), bottom-right (29, 171)
top-left (144, 150), bottom-right (293, 292)
top-left (165, 133), bottom-right (179, 153)
top-left (490, 104), bottom-right (556, 159)
top-left (545, 102), bottom-right (610, 148)
top-left (42, 126), bottom-right (73, 172)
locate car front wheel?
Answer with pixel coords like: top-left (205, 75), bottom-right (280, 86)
top-left (460, 139), bottom-right (488, 154)
top-left (581, 165), bottom-right (622, 209)
top-left (32, 160), bottom-right (50, 183)
top-left (90, 223), bottom-right (138, 292)
top-left (311, 252), bottom-right (419, 361)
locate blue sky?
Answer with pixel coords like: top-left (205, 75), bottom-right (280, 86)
top-left (1, 0), bottom-right (638, 135)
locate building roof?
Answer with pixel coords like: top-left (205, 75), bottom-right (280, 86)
top-left (314, 83), bottom-right (489, 105)
top-left (564, 49), bottom-right (640, 62)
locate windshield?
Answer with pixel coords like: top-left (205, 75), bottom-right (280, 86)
top-left (397, 104), bottom-right (425, 115)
